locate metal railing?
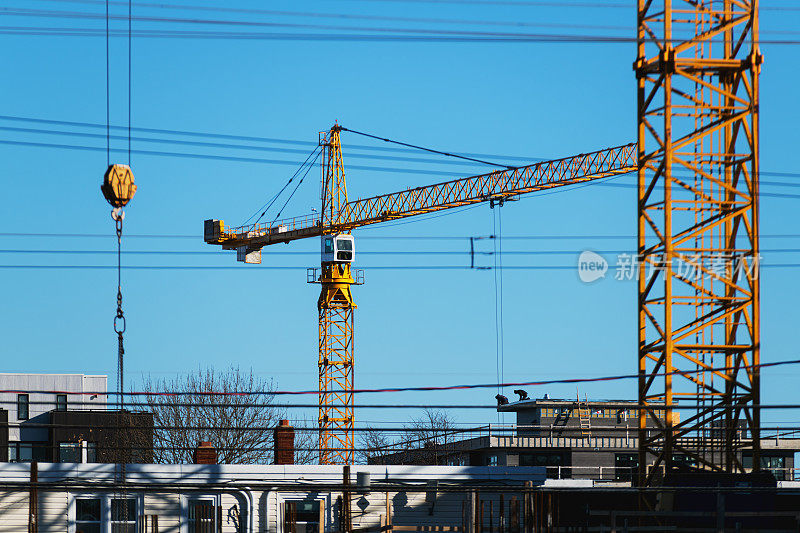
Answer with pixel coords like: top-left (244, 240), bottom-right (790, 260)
top-left (226, 212), bottom-right (321, 240)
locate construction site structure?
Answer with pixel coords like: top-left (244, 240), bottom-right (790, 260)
top-left (636, 0), bottom-right (762, 483)
top-left (204, 136), bottom-right (636, 464)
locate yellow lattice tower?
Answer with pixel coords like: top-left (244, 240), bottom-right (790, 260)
top-left (636, 0), bottom-right (762, 484)
top-left (318, 126), bottom-right (356, 464)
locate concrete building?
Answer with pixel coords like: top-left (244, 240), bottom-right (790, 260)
top-left (0, 373), bottom-right (152, 463)
top-left (372, 397), bottom-right (800, 482)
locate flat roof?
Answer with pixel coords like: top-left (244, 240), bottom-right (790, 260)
top-left (498, 399), bottom-right (652, 412)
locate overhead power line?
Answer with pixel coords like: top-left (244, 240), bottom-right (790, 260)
top-left (5, 233), bottom-right (800, 240)
top-left (340, 126), bottom-right (515, 168)
top-left (3, 137), bottom-right (800, 194)
top-left (2, 264), bottom-right (800, 271)
top-left (7, 4), bottom-right (800, 36)
top-left (0, 124), bottom-right (496, 168)
top-left (29, 0), bottom-right (635, 32)
top-left (2, 115), bottom-right (799, 180)
top-left (4, 358), bottom-right (799, 397)
top-left (0, 114), bottom-right (543, 163)
top-left (3, 25), bottom-right (800, 45)
top-left (322, 0), bottom-right (800, 11)
top-left (5, 248), bottom-right (800, 256)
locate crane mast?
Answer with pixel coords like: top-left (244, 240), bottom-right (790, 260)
top-left (316, 126), bottom-right (358, 465)
top-left (204, 131), bottom-right (636, 464)
top-left (636, 0), bottom-right (762, 483)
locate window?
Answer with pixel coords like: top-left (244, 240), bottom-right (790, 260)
top-left (615, 453), bottom-right (639, 481)
top-left (744, 454), bottom-right (787, 481)
top-left (447, 455), bottom-right (467, 466)
top-left (671, 454), bottom-right (698, 469)
top-left (17, 394), bottom-right (29, 420)
top-left (520, 452), bottom-right (565, 467)
top-left (284, 500), bottom-right (322, 533)
top-left (56, 394), bottom-right (68, 411)
top-left (75, 498), bottom-right (102, 533)
top-left (87, 442), bottom-right (97, 463)
top-left (111, 499), bottom-right (137, 533)
top-left (486, 454), bottom-right (499, 466)
top-left (323, 238), bottom-right (333, 253)
top-left (60, 442), bottom-right (81, 463)
top-left (188, 500), bottom-right (217, 533)
top-left (59, 442), bottom-right (97, 463)
top-left (9, 442), bottom-right (47, 463)
top-left (72, 495), bottom-right (140, 533)
top-left (520, 452), bottom-right (568, 479)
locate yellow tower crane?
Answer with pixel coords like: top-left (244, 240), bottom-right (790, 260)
top-left (205, 125), bottom-right (636, 464)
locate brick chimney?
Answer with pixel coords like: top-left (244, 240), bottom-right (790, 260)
top-left (274, 419), bottom-right (295, 465)
top-left (193, 441), bottom-right (217, 465)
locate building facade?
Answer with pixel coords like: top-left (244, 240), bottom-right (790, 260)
top-left (372, 398), bottom-right (800, 482)
top-left (0, 463), bottom-right (546, 532)
top-left (0, 373), bottom-right (152, 464)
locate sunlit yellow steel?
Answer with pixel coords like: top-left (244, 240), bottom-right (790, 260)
top-left (318, 262), bottom-right (356, 465)
top-left (317, 126), bottom-right (356, 465)
top-left (321, 125), bottom-right (348, 229)
top-left (101, 164), bottom-right (137, 208)
top-left (636, 0), bottom-right (761, 485)
top-left (213, 143), bottom-right (637, 250)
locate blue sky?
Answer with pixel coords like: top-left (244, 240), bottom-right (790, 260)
top-left (2, 1), bottom-right (800, 433)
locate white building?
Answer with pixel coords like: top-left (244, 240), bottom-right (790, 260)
top-left (0, 373), bottom-right (107, 462)
top-left (0, 463), bottom-right (547, 532)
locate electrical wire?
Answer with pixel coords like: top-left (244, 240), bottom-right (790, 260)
top-left (6, 248), bottom-right (800, 256)
top-left (4, 25), bottom-right (800, 45)
top-left (3, 264), bottom-right (800, 271)
top-left (4, 6), bottom-right (798, 41)
top-left (28, 0), bottom-right (637, 32)
top-left (0, 114), bottom-right (545, 162)
top-left (327, 0), bottom-right (800, 11)
top-left (2, 115), bottom-right (799, 180)
top-left (4, 358), bottom-right (799, 397)
top-left (5, 232), bottom-right (800, 241)
top-left (5, 136), bottom-right (800, 202)
top-left (0, 138), bottom-right (488, 177)
top-left (25, 0), bottom-right (800, 15)
top-left (0, 7), bottom-right (651, 42)
top-left (340, 126), bottom-right (514, 168)
top-left (0, 123), bottom-right (497, 168)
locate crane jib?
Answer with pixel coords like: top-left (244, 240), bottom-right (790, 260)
top-left (206, 142), bottom-right (636, 251)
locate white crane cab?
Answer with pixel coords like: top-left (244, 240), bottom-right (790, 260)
top-left (321, 234), bottom-right (354, 263)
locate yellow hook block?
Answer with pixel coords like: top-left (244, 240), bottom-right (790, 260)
top-left (102, 164), bottom-right (137, 208)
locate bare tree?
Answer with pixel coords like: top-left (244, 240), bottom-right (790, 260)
top-left (356, 424), bottom-right (396, 465)
top-left (138, 366), bottom-right (315, 464)
top-left (358, 409), bottom-right (460, 465)
top-left (292, 416), bottom-right (319, 466)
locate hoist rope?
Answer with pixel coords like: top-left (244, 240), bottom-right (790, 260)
top-left (339, 126), bottom-right (516, 169)
top-left (105, 0), bottom-right (110, 165)
top-left (491, 202), bottom-right (505, 422)
top-left (127, 0), bottom-right (131, 164)
top-left (114, 213), bottom-right (125, 410)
